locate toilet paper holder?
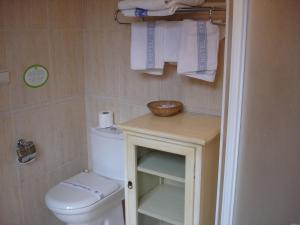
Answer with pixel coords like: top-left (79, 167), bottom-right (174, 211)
top-left (16, 139), bottom-right (37, 164)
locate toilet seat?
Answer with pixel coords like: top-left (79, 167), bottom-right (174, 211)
top-left (45, 172), bottom-right (121, 211)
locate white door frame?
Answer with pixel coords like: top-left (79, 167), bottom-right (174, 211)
top-left (216, 0), bottom-right (249, 225)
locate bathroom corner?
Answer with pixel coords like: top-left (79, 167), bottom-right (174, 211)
top-left (1, 0), bottom-right (225, 224)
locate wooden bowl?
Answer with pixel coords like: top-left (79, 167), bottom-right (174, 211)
top-left (147, 100), bottom-right (183, 117)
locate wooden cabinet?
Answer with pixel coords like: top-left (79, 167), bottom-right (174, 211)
top-left (119, 113), bottom-right (220, 225)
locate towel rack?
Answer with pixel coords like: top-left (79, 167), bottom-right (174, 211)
top-left (114, 6), bottom-right (226, 26)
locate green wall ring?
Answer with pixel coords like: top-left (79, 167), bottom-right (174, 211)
top-left (23, 64), bottom-right (49, 88)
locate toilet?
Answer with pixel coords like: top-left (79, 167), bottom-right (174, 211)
top-left (45, 127), bottom-right (125, 225)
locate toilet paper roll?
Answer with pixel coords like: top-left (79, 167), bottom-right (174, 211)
top-left (98, 111), bottom-right (114, 128)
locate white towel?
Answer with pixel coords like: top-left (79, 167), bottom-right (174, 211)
top-left (118, 0), bottom-right (205, 13)
top-left (167, 0), bottom-right (204, 7)
top-left (119, 0), bottom-right (168, 10)
top-left (121, 7), bottom-right (177, 17)
top-left (163, 21), bottom-right (181, 62)
top-left (131, 21), bottom-right (165, 75)
top-left (177, 20), bottom-right (220, 82)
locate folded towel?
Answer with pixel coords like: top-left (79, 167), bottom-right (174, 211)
top-left (119, 0), bottom-right (168, 10)
top-left (121, 7), bottom-right (177, 17)
top-left (118, 0), bottom-right (205, 13)
top-left (131, 21), bottom-right (165, 75)
top-left (167, 0), bottom-right (204, 7)
top-left (177, 20), bottom-right (220, 82)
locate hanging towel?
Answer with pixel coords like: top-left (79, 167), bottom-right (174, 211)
top-left (177, 20), bottom-right (220, 82)
top-left (131, 21), bottom-right (165, 75)
top-left (163, 21), bottom-right (181, 62)
top-left (121, 7), bottom-right (177, 17)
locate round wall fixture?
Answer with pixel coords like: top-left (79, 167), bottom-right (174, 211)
top-left (23, 64), bottom-right (49, 88)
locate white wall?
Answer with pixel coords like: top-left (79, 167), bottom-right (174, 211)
top-left (233, 1), bottom-right (300, 225)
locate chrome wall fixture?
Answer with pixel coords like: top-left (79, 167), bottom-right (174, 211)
top-left (114, 6), bottom-right (226, 26)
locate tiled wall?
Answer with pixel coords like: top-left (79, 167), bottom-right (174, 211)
top-left (83, 0), bottom-right (225, 131)
top-left (0, 1), bottom-right (87, 225)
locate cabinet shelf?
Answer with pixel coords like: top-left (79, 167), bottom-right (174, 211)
top-left (139, 214), bottom-right (174, 225)
top-left (138, 184), bottom-right (184, 225)
top-left (138, 151), bottom-right (185, 183)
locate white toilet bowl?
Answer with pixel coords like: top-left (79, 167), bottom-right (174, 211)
top-left (45, 172), bottom-right (124, 225)
top-left (46, 127), bottom-right (125, 225)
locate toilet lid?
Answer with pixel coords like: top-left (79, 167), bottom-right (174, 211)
top-left (45, 172), bottom-right (120, 210)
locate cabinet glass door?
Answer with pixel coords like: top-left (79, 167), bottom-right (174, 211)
top-left (125, 135), bottom-right (195, 225)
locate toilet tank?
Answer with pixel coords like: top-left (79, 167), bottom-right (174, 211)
top-left (90, 127), bottom-right (124, 181)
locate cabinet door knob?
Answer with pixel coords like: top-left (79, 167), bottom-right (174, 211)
top-left (128, 181), bottom-right (133, 189)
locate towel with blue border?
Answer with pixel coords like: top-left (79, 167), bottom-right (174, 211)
top-left (131, 21), bottom-right (165, 75)
top-left (177, 20), bottom-right (220, 82)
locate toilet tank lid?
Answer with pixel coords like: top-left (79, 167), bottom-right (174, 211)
top-left (91, 126), bottom-right (123, 140)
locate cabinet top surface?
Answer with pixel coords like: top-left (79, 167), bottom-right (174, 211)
top-left (118, 113), bottom-right (221, 145)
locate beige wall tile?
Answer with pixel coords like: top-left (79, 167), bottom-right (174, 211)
top-left (61, 156), bottom-right (87, 179)
top-left (47, 156), bottom-right (86, 189)
top-left (180, 74), bottom-right (223, 115)
top-left (159, 64), bottom-right (184, 101)
top-left (20, 176), bottom-right (53, 225)
top-left (0, 1), bottom-right (3, 28)
top-left (5, 29), bottom-right (51, 109)
top-left (118, 102), bottom-right (149, 124)
top-left (0, 30), bottom-right (7, 68)
top-left (0, 85), bottom-right (11, 112)
top-left (0, 113), bottom-right (19, 188)
top-left (0, 113), bottom-right (24, 225)
top-left (48, 0), bottom-right (83, 29)
top-left (50, 29), bottom-right (84, 100)
top-left (84, 0), bottom-right (104, 30)
top-left (0, 184), bottom-right (24, 225)
top-left (0, 30), bottom-right (10, 112)
top-left (0, 0), bottom-right (48, 29)
top-left (0, 81), bottom-right (10, 112)
top-left (118, 71), bottom-right (162, 105)
top-left (84, 31), bottom-right (119, 97)
top-left (52, 98), bottom-right (86, 166)
top-left (12, 105), bottom-right (53, 182)
top-left (84, 0), bottom-right (119, 31)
